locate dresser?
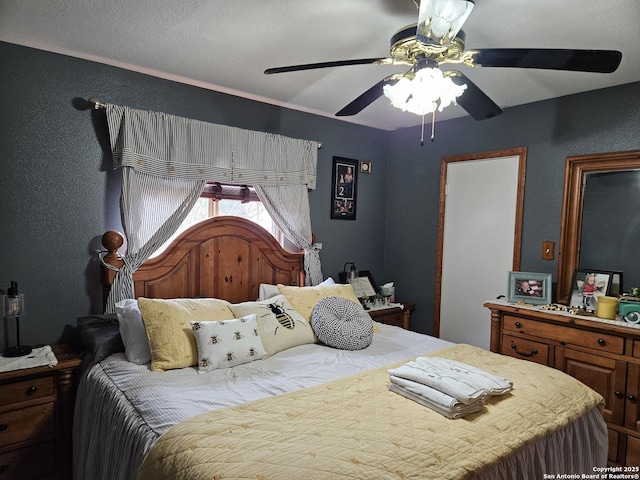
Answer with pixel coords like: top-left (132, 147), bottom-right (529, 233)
top-left (485, 301), bottom-right (640, 467)
top-left (0, 344), bottom-right (81, 480)
top-left (368, 303), bottom-right (415, 329)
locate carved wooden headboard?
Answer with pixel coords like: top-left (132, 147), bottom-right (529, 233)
top-left (101, 216), bottom-right (305, 304)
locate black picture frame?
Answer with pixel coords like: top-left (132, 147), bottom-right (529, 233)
top-left (330, 156), bottom-right (358, 220)
top-left (567, 268), bottom-right (622, 309)
top-left (338, 270), bottom-right (379, 295)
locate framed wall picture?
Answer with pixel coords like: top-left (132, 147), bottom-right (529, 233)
top-left (567, 268), bottom-right (621, 309)
top-left (331, 156), bottom-right (358, 220)
top-left (507, 271), bottom-right (552, 305)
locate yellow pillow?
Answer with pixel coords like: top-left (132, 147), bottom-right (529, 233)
top-left (277, 283), bottom-right (361, 321)
top-left (137, 297), bottom-right (235, 371)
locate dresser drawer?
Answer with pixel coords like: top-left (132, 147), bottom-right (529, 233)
top-left (0, 439), bottom-right (57, 480)
top-left (607, 428), bottom-right (619, 464)
top-left (501, 334), bottom-right (550, 365)
top-left (0, 403), bottom-right (55, 447)
top-left (0, 376), bottom-right (54, 407)
top-left (627, 435), bottom-right (640, 468)
top-left (503, 315), bottom-right (625, 354)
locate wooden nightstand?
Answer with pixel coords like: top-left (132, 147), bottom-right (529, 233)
top-left (368, 303), bottom-right (415, 329)
top-left (0, 344), bottom-right (81, 480)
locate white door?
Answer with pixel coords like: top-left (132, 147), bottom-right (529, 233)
top-left (438, 153), bottom-right (523, 349)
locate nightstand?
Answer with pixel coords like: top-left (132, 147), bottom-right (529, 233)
top-left (368, 303), bottom-right (415, 329)
top-left (0, 344), bottom-right (81, 480)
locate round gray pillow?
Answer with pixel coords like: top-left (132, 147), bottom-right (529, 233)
top-left (311, 296), bottom-right (373, 350)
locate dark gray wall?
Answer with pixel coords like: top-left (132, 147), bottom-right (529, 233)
top-left (2, 40), bottom-right (640, 350)
top-left (386, 82), bottom-right (640, 335)
top-left (0, 42), bottom-right (389, 351)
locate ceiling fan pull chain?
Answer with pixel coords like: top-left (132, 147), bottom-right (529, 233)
top-left (431, 110), bottom-right (436, 143)
top-left (420, 115), bottom-right (425, 146)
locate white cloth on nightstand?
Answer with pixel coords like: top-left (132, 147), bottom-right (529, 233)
top-left (0, 345), bottom-right (58, 372)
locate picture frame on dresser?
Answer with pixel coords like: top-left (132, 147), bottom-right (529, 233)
top-left (567, 268), bottom-right (622, 309)
top-left (507, 271), bottom-right (552, 305)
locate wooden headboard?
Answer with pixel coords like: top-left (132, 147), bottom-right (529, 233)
top-left (101, 216), bottom-right (305, 304)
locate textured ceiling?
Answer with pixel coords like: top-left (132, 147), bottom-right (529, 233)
top-left (1, 0), bottom-right (639, 130)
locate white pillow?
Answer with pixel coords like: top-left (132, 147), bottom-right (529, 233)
top-left (231, 295), bottom-right (316, 357)
top-left (258, 283), bottom-right (281, 301)
top-left (258, 277), bottom-right (335, 301)
top-left (190, 314), bottom-right (265, 373)
top-left (115, 299), bottom-right (151, 365)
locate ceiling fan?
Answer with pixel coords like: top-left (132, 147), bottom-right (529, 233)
top-left (264, 0), bottom-right (622, 127)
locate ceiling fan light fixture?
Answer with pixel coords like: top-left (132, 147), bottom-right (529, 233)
top-left (417, 0), bottom-right (474, 49)
top-left (383, 67), bottom-right (467, 116)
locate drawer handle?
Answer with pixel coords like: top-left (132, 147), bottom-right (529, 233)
top-left (629, 395), bottom-right (638, 402)
top-left (615, 391), bottom-right (624, 398)
top-left (26, 385), bottom-right (37, 395)
top-left (514, 322), bottom-right (522, 328)
top-left (597, 338), bottom-right (606, 346)
top-left (511, 342), bottom-right (538, 357)
top-left (0, 423), bottom-right (7, 432)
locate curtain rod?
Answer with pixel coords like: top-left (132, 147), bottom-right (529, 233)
top-left (88, 97), bottom-right (323, 149)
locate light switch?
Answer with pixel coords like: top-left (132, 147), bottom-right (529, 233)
top-left (542, 241), bottom-right (555, 261)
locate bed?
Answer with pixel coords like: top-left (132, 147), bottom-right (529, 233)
top-left (74, 216), bottom-right (608, 480)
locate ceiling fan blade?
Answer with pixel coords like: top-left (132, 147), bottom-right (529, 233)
top-left (467, 48), bottom-right (622, 73)
top-left (335, 76), bottom-right (399, 116)
top-left (448, 71), bottom-right (503, 120)
top-left (264, 58), bottom-right (388, 74)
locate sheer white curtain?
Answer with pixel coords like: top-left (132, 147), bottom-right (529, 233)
top-left (104, 105), bottom-right (319, 311)
top-left (255, 185), bottom-right (322, 286)
top-left (250, 132), bottom-right (321, 285)
top-left (105, 170), bottom-right (205, 313)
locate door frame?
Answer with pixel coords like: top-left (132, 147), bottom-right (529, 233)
top-left (433, 147), bottom-right (527, 337)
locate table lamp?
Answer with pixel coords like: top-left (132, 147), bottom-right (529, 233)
top-left (2, 281), bottom-right (31, 357)
top-left (343, 262), bottom-right (358, 285)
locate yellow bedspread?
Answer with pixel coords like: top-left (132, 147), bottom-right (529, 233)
top-left (137, 344), bottom-right (604, 480)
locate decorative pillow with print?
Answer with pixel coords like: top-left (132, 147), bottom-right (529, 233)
top-left (231, 295), bottom-right (316, 357)
top-left (137, 297), bottom-right (235, 371)
top-left (190, 314), bottom-right (266, 373)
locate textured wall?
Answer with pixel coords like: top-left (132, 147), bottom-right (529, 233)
top-left (2, 40), bottom-right (640, 349)
top-left (0, 42), bottom-right (389, 350)
top-left (387, 82), bottom-right (640, 335)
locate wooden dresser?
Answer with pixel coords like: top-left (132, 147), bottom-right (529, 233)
top-left (0, 344), bottom-right (81, 480)
top-left (368, 303), bottom-right (415, 330)
top-left (485, 301), bottom-right (640, 467)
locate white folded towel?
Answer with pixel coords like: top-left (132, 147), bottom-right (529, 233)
top-left (389, 375), bottom-right (485, 419)
top-left (414, 357), bottom-right (513, 395)
top-left (388, 357), bottom-right (512, 405)
top-left (0, 345), bottom-right (58, 373)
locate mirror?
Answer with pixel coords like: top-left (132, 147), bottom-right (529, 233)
top-left (557, 150), bottom-right (640, 302)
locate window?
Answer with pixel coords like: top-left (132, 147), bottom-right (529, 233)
top-left (152, 183), bottom-right (293, 257)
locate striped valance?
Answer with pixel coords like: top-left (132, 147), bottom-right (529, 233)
top-left (106, 105), bottom-right (318, 189)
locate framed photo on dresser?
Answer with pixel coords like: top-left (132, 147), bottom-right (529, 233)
top-left (507, 271), bottom-right (552, 305)
top-left (567, 268), bottom-right (622, 309)
top-left (330, 156), bottom-right (358, 220)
